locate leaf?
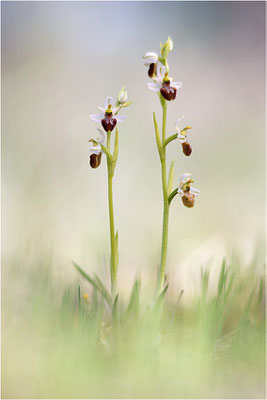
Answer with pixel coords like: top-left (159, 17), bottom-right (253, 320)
top-left (72, 261), bottom-right (112, 306)
top-left (111, 128), bottom-right (119, 175)
top-left (94, 274), bottom-right (112, 305)
top-left (127, 279), bottom-right (141, 315)
top-left (112, 294), bottom-right (119, 325)
top-left (217, 259), bottom-right (226, 298)
top-left (73, 261), bottom-right (98, 288)
top-left (153, 112), bottom-right (164, 160)
top-left (155, 284), bottom-right (169, 309)
top-left (167, 160), bottom-right (175, 196)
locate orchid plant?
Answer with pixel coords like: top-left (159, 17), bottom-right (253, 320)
top-left (143, 37), bottom-right (200, 295)
top-left (89, 89), bottom-right (131, 300)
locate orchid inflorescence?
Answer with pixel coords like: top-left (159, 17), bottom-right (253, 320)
top-left (88, 88), bottom-right (131, 299)
top-left (143, 37), bottom-right (200, 294)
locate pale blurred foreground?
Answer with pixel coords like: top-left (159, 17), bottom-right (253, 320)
top-left (2, 245), bottom-right (265, 399)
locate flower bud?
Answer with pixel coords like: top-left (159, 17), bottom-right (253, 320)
top-left (182, 192), bottom-right (195, 208)
top-left (148, 63), bottom-right (157, 78)
top-left (90, 152), bottom-right (102, 168)
top-left (160, 82), bottom-right (177, 101)
top-left (161, 37), bottom-right (174, 60)
top-left (101, 115), bottom-right (117, 132)
top-left (117, 87), bottom-right (128, 105)
top-left (182, 142), bottom-right (192, 156)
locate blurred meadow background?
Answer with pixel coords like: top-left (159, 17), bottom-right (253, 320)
top-left (2, 1), bottom-right (265, 399)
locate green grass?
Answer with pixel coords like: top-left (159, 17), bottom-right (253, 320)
top-left (2, 256), bottom-right (265, 399)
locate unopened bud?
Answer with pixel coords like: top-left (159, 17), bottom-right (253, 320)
top-left (90, 152), bottom-right (102, 168)
top-left (161, 37), bottom-right (174, 60)
top-left (182, 142), bottom-right (192, 156)
top-left (117, 87), bottom-right (128, 105)
top-left (182, 192), bottom-right (195, 208)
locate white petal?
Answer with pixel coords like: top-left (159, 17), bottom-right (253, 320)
top-left (90, 113), bottom-right (103, 122)
top-left (157, 65), bottom-right (166, 80)
top-left (179, 173), bottom-right (192, 185)
top-left (144, 51), bottom-right (158, 58)
top-left (190, 187), bottom-right (200, 195)
top-left (172, 82), bottom-right (183, 90)
top-left (89, 144), bottom-right (101, 155)
top-left (153, 77), bottom-right (163, 84)
top-left (97, 128), bottom-right (106, 145)
top-left (116, 115), bottom-right (127, 123)
top-left (176, 115), bottom-right (184, 126)
top-left (143, 52), bottom-right (158, 65)
top-left (144, 58), bottom-right (158, 66)
top-left (104, 96), bottom-right (113, 109)
top-left (178, 188), bottom-right (184, 197)
top-left (178, 134), bottom-right (186, 144)
top-left (98, 106), bottom-right (105, 113)
top-left (147, 82), bottom-right (161, 92)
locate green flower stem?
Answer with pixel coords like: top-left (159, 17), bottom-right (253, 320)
top-left (163, 133), bottom-right (178, 149)
top-left (168, 188), bottom-right (179, 205)
top-left (158, 98), bottom-right (170, 295)
top-left (106, 131), bottom-right (117, 299)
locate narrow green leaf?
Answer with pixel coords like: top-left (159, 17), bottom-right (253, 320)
top-left (155, 283), bottom-right (169, 309)
top-left (217, 259), bottom-right (226, 298)
top-left (257, 277), bottom-right (264, 305)
top-left (72, 261), bottom-right (112, 306)
top-left (127, 279), bottom-right (140, 315)
top-left (94, 274), bottom-right (112, 305)
top-left (167, 160), bottom-right (175, 196)
top-left (78, 285), bottom-right (81, 316)
top-left (112, 128), bottom-right (119, 175)
top-left (73, 261), bottom-right (98, 289)
top-left (153, 112), bottom-right (164, 160)
top-left (112, 294), bottom-right (119, 325)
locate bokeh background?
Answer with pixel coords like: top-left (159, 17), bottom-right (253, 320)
top-left (2, 1), bottom-right (265, 297)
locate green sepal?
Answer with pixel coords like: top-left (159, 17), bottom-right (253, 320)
top-left (120, 101), bottom-right (132, 108)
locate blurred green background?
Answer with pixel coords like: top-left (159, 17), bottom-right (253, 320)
top-left (2, 1), bottom-right (265, 294)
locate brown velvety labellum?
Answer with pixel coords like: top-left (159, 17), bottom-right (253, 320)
top-left (148, 63), bottom-right (156, 78)
top-left (182, 192), bottom-right (195, 208)
top-left (90, 153), bottom-right (102, 169)
top-left (101, 115), bottom-right (117, 132)
top-left (182, 142), bottom-right (192, 156)
top-left (160, 83), bottom-right (177, 101)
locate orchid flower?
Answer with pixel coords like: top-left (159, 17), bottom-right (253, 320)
top-left (90, 96), bottom-right (127, 132)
